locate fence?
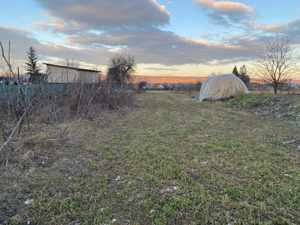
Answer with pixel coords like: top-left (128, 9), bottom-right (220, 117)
top-left (0, 84), bottom-right (68, 101)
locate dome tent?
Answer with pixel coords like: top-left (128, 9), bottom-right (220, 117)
top-left (199, 74), bottom-right (249, 102)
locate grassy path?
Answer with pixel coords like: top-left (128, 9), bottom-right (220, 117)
top-left (1, 92), bottom-right (300, 224)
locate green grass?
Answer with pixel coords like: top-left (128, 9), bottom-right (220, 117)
top-left (1, 92), bottom-right (300, 224)
top-left (227, 93), bottom-right (272, 108)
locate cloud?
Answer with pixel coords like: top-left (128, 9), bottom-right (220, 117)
top-left (193, 0), bottom-right (253, 14)
top-left (208, 57), bottom-right (249, 65)
top-left (254, 19), bottom-right (300, 36)
top-left (197, 33), bottom-right (217, 39)
top-left (193, 0), bottom-right (254, 23)
top-left (0, 26), bottom-right (40, 67)
top-left (32, 0), bottom-right (170, 33)
top-left (63, 27), bottom-right (266, 66)
top-left (145, 67), bottom-right (178, 71)
top-left (0, 24), bottom-right (271, 72)
top-left (27, 0), bottom-right (264, 66)
top-left (168, 1), bottom-right (173, 4)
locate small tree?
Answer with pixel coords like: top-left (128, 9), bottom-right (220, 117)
top-left (25, 46), bottom-right (41, 83)
top-left (138, 81), bottom-right (147, 92)
top-left (106, 53), bottom-right (136, 87)
top-left (232, 65), bottom-right (250, 84)
top-left (232, 66), bottom-right (239, 76)
top-left (239, 65), bottom-right (250, 84)
top-left (252, 35), bottom-right (300, 94)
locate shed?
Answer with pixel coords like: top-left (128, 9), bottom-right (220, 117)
top-left (44, 63), bottom-right (100, 83)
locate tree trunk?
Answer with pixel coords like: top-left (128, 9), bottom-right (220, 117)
top-left (274, 85), bottom-right (278, 95)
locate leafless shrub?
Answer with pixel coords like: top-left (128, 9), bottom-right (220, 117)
top-left (173, 82), bottom-right (202, 92)
top-left (137, 81), bottom-right (147, 92)
top-left (106, 53), bottom-right (136, 86)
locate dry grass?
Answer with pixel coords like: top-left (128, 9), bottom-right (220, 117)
top-left (1, 92), bottom-right (300, 224)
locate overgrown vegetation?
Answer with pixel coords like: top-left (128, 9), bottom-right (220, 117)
top-left (1, 92), bottom-right (300, 224)
top-left (0, 82), bottom-right (134, 170)
top-left (106, 53), bottom-right (136, 86)
top-left (0, 41), bottom-right (134, 171)
top-left (173, 82), bottom-right (202, 92)
top-left (228, 93), bottom-right (300, 124)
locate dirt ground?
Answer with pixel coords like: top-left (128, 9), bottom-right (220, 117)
top-left (0, 92), bottom-right (300, 224)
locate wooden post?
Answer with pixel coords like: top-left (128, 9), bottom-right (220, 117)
top-left (8, 41), bottom-right (10, 65)
top-left (17, 67), bottom-right (20, 107)
top-left (288, 78), bottom-right (291, 95)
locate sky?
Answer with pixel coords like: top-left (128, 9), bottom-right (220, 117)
top-left (0, 0), bottom-right (300, 77)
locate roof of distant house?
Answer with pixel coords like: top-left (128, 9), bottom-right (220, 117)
top-left (43, 63), bottom-right (101, 73)
top-left (150, 83), bottom-right (165, 89)
top-left (246, 82), bottom-right (262, 88)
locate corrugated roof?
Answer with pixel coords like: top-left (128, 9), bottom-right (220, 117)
top-left (43, 63), bottom-right (101, 73)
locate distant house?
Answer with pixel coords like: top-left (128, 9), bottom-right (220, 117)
top-left (44, 63), bottom-right (100, 83)
top-left (247, 82), bottom-right (262, 89)
top-left (147, 83), bottom-right (166, 90)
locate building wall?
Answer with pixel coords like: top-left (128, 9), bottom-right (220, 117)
top-left (47, 66), bottom-right (79, 83)
top-left (47, 65), bottom-right (99, 83)
top-left (79, 71), bottom-right (100, 83)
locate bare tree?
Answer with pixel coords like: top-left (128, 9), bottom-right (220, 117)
top-left (59, 58), bottom-right (80, 68)
top-left (106, 53), bottom-right (136, 86)
top-left (252, 36), bottom-right (300, 94)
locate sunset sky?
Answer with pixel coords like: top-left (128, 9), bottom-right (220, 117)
top-left (1, 0), bottom-right (300, 77)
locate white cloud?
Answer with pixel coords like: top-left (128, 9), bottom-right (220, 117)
top-left (254, 19), bottom-right (300, 36)
top-left (0, 26), bottom-right (40, 68)
top-left (193, 0), bottom-right (254, 24)
top-left (193, 0), bottom-right (253, 14)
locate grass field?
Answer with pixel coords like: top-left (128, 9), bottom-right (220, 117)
top-left (1, 92), bottom-right (300, 224)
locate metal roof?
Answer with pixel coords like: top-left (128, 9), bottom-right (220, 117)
top-left (43, 63), bottom-right (101, 73)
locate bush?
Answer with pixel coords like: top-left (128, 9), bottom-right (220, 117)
top-left (0, 81), bottom-right (134, 168)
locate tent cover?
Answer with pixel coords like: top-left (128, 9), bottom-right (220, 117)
top-left (199, 73), bottom-right (249, 102)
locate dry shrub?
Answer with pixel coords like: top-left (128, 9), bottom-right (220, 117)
top-left (173, 82), bottom-right (202, 92)
top-left (0, 81), bottom-right (134, 172)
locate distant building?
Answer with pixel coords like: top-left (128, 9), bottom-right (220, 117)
top-left (246, 82), bottom-right (262, 89)
top-left (44, 63), bottom-right (100, 83)
top-left (149, 83), bottom-right (166, 90)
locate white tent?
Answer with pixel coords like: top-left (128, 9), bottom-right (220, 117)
top-left (199, 74), bottom-right (249, 102)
